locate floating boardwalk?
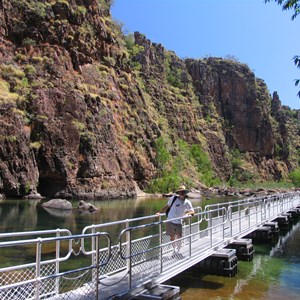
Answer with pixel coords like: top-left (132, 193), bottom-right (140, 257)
top-left (0, 192), bottom-right (299, 299)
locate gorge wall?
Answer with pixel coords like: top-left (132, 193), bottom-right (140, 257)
top-left (0, 0), bottom-right (299, 199)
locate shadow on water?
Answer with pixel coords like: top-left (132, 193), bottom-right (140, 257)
top-left (165, 267), bottom-right (224, 293)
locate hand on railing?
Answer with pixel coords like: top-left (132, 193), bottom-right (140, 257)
top-left (185, 212), bottom-right (194, 216)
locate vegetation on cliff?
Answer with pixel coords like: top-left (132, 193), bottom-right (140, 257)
top-left (0, 0), bottom-right (299, 200)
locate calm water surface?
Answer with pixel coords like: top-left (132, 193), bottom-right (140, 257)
top-left (0, 196), bottom-right (299, 300)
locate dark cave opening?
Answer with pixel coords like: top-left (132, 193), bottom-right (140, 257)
top-left (38, 176), bottom-right (67, 198)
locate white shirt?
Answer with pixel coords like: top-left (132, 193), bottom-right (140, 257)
top-left (167, 195), bottom-right (194, 224)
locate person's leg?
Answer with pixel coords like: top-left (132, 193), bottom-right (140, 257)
top-left (174, 224), bottom-right (183, 252)
top-left (166, 222), bottom-right (178, 254)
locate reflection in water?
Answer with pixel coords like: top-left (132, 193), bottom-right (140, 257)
top-left (0, 199), bottom-right (40, 232)
top-left (42, 206), bottom-right (73, 218)
top-left (270, 221), bottom-right (300, 257)
top-left (0, 197), bottom-right (166, 234)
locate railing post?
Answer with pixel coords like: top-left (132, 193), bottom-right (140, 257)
top-left (239, 204), bottom-right (241, 233)
top-left (95, 233), bottom-right (100, 300)
top-left (126, 219), bottom-right (130, 261)
top-left (248, 202), bottom-right (251, 228)
top-left (228, 206), bottom-right (233, 236)
top-left (209, 211), bottom-right (213, 247)
top-left (222, 208), bottom-right (225, 240)
top-left (159, 215), bottom-right (163, 273)
top-left (35, 238), bottom-right (42, 300)
top-left (189, 216), bottom-right (192, 258)
top-left (91, 225), bottom-right (96, 284)
top-left (55, 229), bottom-right (61, 295)
top-left (256, 201), bottom-right (258, 225)
top-left (125, 220), bottom-right (133, 289)
top-left (128, 230), bottom-right (132, 289)
top-left (198, 208), bottom-right (202, 239)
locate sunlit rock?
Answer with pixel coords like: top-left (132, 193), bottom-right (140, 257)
top-left (42, 199), bottom-right (72, 210)
top-left (78, 200), bottom-right (99, 212)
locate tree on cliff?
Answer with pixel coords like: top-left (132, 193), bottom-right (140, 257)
top-left (265, 0), bottom-right (300, 97)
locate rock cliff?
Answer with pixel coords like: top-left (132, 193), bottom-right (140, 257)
top-left (0, 0), bottom-right (299, 199)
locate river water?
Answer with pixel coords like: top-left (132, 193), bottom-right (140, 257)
top-left (0, 196), bottom-right (300, 299)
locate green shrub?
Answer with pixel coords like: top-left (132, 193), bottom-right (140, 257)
top-left (72, 120), bottom-right (86, 132)
top-left (103, 56), bottom-right (116, 67)
top-left (289, 168), bottom-right (300, 187)
top-left (0, 78), bottom-right (19, 103)
top-left (147, 138), bottom-right (219, 193)
top-left (29, 141), bottom-right (42, 149)
top-left (154, 136), bottom-right (171, 170)
top-left (230, 180), bottom-right (295, 190)
top-left (24, 64), bottom-right (36, 76)
top-left (15, 53), bottom-right (27, 62)
top-left (274, 144), bottom-right (283, 159)
top-left (75, 5), bottom-right (87, 15)
top-left (233, 168), bottom-right (254, 183)
top-left (228, 176), bottom-right (238, 187)
top-left (4, 135), bottom-right (17, 142)
top-left (124, 34), bottom-right (135, 50)
top-left (147, 173), bottom-right (182, 194)
top-left (14, 78), bottom-right (30, 98)
top-left (30, 56), bottom-right (44, 64)
top-left (190, 144), bottom-right (211, 172)
top-left (12, 0), bottom-right (48, 19)
top-left (164, 52), bottom-right (183, 88)
top-left (1, 64), bottom-right (25, 79)
top-left (131, 62), bottom-right (142, 72)
top-left (22, 38), bottom-right (36, 47)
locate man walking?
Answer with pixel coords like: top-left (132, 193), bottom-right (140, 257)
top-left (157, 185), bottom-right (194, 256)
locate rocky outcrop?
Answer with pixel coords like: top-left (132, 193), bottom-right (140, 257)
top-left (0, 0), bottom-right (155, 199)
top-left (0, 0), bottom-right (299, 199)
top-left (186, 58), bottom-right (274, 155)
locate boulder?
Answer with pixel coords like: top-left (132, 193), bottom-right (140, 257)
top-left (78, 200), bottom-right (99, 212)
top-left (42, 199), bottom-right (72, 210)
top-left (23, 190), bottom-right (44, 200)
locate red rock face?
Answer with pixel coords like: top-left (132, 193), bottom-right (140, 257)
top-left (0, 0), bottom-right (143, 199)
top-left (0, 1), bottom-right (298, 199)
top-left (186, 58), bottom-right (274, 155)
top-left (0, 105), bottom-right (39, 197)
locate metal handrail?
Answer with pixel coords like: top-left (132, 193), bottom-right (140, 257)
top-left (81, 207), bottom-right (203, 255)
top-left (0, 192), bottom-right (299, 300)
top-left (116, 208), bottom-right (230, 289)
top-left (0, 231), bottom-right (112, 300)
top-left (0, 228), bottom-right (72, 239)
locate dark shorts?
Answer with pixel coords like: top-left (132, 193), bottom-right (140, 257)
top-left (166, 222), bottom-right (182, 236)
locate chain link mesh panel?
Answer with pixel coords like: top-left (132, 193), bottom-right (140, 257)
top-left (52, 269), bottom-right (95, 300)
top-left (0, 263), bottom-right (57, 300)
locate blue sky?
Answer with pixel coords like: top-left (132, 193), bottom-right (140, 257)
top-left (111, 0), bottom-right (300, 109)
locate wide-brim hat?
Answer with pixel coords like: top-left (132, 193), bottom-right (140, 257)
top-left (175, 185), bottom-right (189, 194)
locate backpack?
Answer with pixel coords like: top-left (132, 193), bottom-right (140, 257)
top-left (166, 196), bottom-right (177, 217)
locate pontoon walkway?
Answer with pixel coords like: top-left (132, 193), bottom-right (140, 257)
top-left (0, 192), bottom-right (299, 299)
